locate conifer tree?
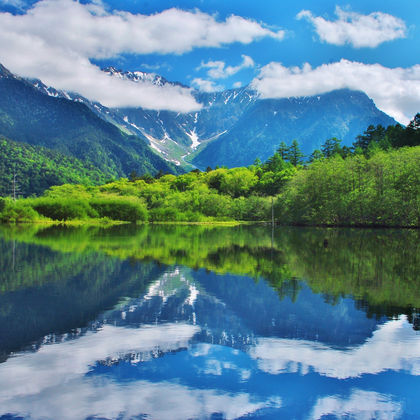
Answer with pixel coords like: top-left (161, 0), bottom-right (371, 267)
top-left (309, 149), bottom-right (323, 162)
top-left (321, 137), bottom-right (342, 158)
top-left (277, 141), bottom-right (289, 160)
top-left (288, 140), bottom-right (304, 166)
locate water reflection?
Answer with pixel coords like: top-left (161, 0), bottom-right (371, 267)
top-left (0, 225), bottom-right (419, 419)
top-left (251, 316), bottom-right (420, 378)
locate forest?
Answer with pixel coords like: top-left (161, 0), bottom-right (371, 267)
top-left (0, 137), bottom-right (108, 196)
top-left (0, 114), bottom-right (419, 227)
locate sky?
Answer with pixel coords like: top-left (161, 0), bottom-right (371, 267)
top-left (0, 0), bottom-right (419, 123)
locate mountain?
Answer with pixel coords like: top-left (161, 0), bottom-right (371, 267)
top-left (0, 137), bottom-right (108, 197)
top-left (24, 65), bottom-right (396, 170)
top-left (29, 67), bottom-right (257, 168)
top-left (81, 68), bottom-right (396, 168)
top-left (192, 89), bottom-right (397, 168)
top-left (0, 64), bottom-right (181, 180)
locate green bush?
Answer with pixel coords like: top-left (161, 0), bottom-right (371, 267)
top-left (232, 196), bottom-right (271, 221)
top-left (90, 197), bottom-right (148, 222)
top-left (178, 210), bottom-right (207, 222)
top-left (0, 200), bottom-right (40, 223)
top-left (149, 207), bottom-right (209, 222)
top-left (0, 197), bottom-right (5, 213)
top-left (276, 147), bottom-right (420, 227)
top-left (198, 193), bottom-right (233, 217)
top-left (32, 198), bottom-right (95, 220)
top-left (149, 207), bottom-right (180, 222)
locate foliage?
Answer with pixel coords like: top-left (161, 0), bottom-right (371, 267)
top-left (0, 137), bottom-right (108, 197)
top-left (321, 137), bottom-right (342, 158)
top-left (0, 73), bottom-right (180, 183)
top-left (0, 199), bottom-right (40, 223)
top-left (31, 198), bottom-right (95, 221)
top-left (287, 139), bottom-right (304, 166)
top-left (0, 119), bottom-right (419, 226)
top-left (277, 147), bottom-right (420, 227)
top-left (90, 197), bottom-right (148, 223)
top-left (352, 115), bottom-right (420, 152)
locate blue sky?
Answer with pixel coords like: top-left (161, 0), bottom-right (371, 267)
top-left (97, 0), bottom-right (419, 84)
top-left (0, 0), bottom-right (419, 122)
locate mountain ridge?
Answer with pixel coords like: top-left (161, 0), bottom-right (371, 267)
top-left (2, 63), bottom-right (397, 171)
top-left (0, 64), bottom-right (182, 179)
top-left (28, 66), bottom-right (396, 168)
top-left (192, 88), bottom-right (396, 168)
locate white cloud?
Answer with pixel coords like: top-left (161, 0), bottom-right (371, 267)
top-left (233, 81), bottom-right (242, 88)
top-left (297, 7), bottom-right (406, 48)
top-left (191, 78), bottom-right (224, 93)
top-left (0, 0), bottom-right (283, 111)
top-left (251, 59), bottom-right (420, 124)
top-left (199, 55), bottom-right (255, 79)
top-left (249, 316), bottom-right (420, 379)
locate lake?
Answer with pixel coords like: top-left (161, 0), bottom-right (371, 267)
top-left (0, 224), bottom-right (419, 419)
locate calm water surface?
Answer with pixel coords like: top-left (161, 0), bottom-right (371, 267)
top-left (0, 224), bottom-right (419, 419)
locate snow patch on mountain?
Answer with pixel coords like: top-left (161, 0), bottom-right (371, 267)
top-left (186, 128), bottom-right (200, 149)
top-left (102, 66), bottom-right (186, 89)
top-left (142, 131), bottom-right (182, 166)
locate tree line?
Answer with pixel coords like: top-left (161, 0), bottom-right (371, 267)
top-left (0, 115), bottom-right (419, 227)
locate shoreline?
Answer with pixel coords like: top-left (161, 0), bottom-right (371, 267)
top-left (0, 219), bottom-right (418, 229)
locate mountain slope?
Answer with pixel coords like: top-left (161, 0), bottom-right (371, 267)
top-left (0, 137), bottom-right (109, 197)
top-left (24, 66), bottom-right (397, 169)
top-left (192, 89), bottom-right (397, 168)
top-left (0, 64), bottom-right (181, 178)
top-left (28, 68), bottom-right (259, 166)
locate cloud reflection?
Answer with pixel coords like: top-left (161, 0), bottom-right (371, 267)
top-left (0, 323), bottom-right (278, 419)
top-left (250, 316), bottom-right (420, 379)
top-left (1, 377), bottom-right (269, 420)
top-left (310, 389), bottom-right (402, 420)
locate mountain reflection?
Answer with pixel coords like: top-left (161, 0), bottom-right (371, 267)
top-left (0, 225), bottom-right (419, 419)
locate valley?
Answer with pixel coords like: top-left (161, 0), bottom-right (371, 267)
top-left (9, 64), bottom-right (396, 171)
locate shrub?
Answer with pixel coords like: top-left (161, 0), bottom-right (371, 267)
top-left (177, 210), bottom-right (207, 222)
top-left (232, 196), bottom-right (271, 221)
top-left (31, 198), bottom-right (94, 220)
top-left (0, 200), bottom-right (40, 223)
top-left (90, 197), bottom-right (148, 222)
top-left (198, 193), bottom-right (233, 217)
top-left (149, 207), bottom-right (180, 222)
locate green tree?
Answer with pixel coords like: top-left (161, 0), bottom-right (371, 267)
top-left (277, 142), bottom-right (289, 161)
top-left (340, 146), bottom-right (352, 158)
top-left (264, 153), bottom-right (289, 173)
top-left (287, 140), bottom-right (304, 166)
top-left (129, 170), bottom-right (139, 182)
top-left (353, 125), bottom-right (385, 151)
top-left (321, 137), bottom-right (342, 158)
top-left (309, 149), bottom-right (323, 163)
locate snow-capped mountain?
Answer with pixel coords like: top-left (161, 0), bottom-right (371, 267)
top-left (0, 63), bottom-right (180, 177)
top-left (27, 66), bottom-right (396, 169)
top-left (102, 66), bottom-right (188, 88)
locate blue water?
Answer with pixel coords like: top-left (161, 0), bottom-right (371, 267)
top-left (0, 225), bottom-right (419, 419)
